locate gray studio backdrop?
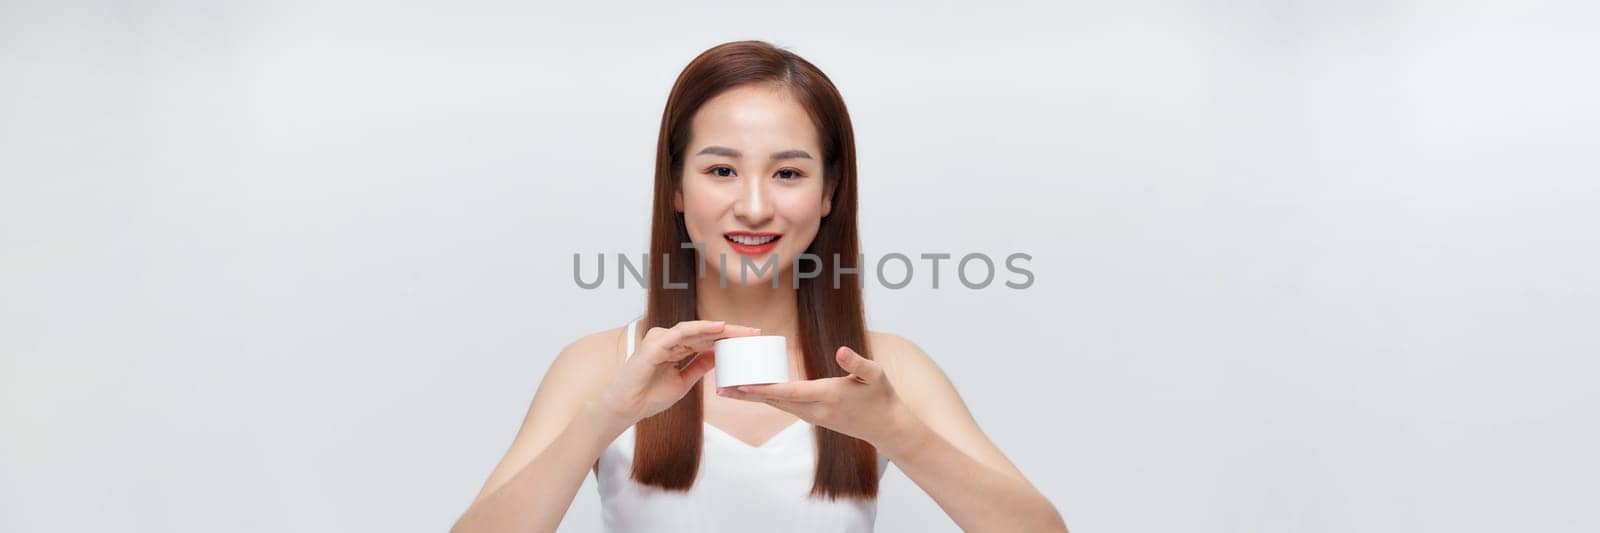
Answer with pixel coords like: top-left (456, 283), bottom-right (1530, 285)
top-left (2, 1), bottom-right (1597, 532)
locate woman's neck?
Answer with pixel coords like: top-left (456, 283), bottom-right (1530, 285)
top-left (694, 269), bottom-right (799, 340)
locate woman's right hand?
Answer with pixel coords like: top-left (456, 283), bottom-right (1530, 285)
top-left (593, 320), bottom-right (761, 426)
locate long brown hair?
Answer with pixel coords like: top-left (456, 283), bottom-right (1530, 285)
top-left (634, 40), bottom-right (876, 499)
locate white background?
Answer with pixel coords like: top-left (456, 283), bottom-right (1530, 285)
top-left (3, 1), bottom-right (1598, 531)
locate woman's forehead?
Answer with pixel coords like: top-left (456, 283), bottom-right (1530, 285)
top-left (688, 86), bottom-right (820, 154)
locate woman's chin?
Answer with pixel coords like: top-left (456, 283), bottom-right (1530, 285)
top-left (700, 264), bottom-right (787, 288)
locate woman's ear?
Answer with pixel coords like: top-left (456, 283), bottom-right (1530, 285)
top-left (673, 188), bottom-right (684, 212)
top-left (820, 181), bottom-right (835, 217)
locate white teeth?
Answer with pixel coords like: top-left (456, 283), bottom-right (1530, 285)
top-left (727, 234), bottom-right (778, 245)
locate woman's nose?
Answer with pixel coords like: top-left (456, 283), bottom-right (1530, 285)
top-left (732, 176), bottom-right (774, 225)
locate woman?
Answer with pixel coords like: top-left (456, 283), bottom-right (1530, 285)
top-left (452, 40), bottom-right (1067, 533)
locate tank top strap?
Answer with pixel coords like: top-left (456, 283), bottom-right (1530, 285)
top-left (623, 315), bottom-right (643, 362)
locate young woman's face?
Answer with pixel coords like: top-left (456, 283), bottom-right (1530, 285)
top-left (676, 84), bottom-right (832, 286)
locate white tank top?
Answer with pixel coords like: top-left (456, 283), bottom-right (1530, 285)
top-left (595, 316), bottom-right (889, 532)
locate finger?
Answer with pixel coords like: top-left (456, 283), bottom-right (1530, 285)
top-left (672, 324), bottom-right (760, 361)
top-left (644, 321), bottom-right (760, 363)
top-left (757, 397), bottom-right (818, 419)
top-left (835, 346), bottom-right (882, 382)
top-left (718, 324), bottom-right (764, 338)
top-left (731, 379), bottom-right (836, 403)
top-left (640, 321), bottom-right (716, 363)
top-left (643, 320), bottom-right (720, 349)
top-left (675, 323), bottom-right (761, 357)
top-left (678, 350), bottom-right (716, 384)
top-left (718, 388), bottom-right (818, 417)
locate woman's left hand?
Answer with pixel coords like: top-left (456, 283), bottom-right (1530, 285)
top-left (718, 346), bottom-right (922, 453)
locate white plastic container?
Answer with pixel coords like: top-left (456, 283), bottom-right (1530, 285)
top-left (712, 335), bottom-right (791, 388)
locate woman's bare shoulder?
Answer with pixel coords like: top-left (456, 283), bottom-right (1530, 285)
top-left (865, 330), bottom-right (934, 378)
top-left (566, 324), bottom-right (630, 360)
top-left (868, 330), bottom-right (1024, 481)
top-left (540, 324), bottom-right (630, 391)
top-left (866, 330), bottom-right (908, 352)
top-left (469, 324), bottom-right (630, 504)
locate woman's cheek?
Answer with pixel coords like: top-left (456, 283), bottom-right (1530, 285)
top-left (681, 188), bottom-right (731, 244)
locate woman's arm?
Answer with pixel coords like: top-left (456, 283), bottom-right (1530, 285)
top-left (873, 333), bottom-right (1068, 533)
top-left (451, 330), bottom-right (626, 533)
top-left (453, 320), bottom-right (758, 533)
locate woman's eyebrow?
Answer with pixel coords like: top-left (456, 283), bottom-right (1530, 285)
top-left (693, 146), bottom-right (814, 161)
top-left (696, 146), bottom-right (741, 158)
top-left (769, 149), bottom-right (813, 161)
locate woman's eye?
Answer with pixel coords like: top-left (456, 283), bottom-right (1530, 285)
top-left (775, 169), bottom-right (802, 180)
top-left (710, 166), bottom-right (735, 178)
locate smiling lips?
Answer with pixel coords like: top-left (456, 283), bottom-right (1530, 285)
top-left (724, 231), bottom-right (781, 256)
